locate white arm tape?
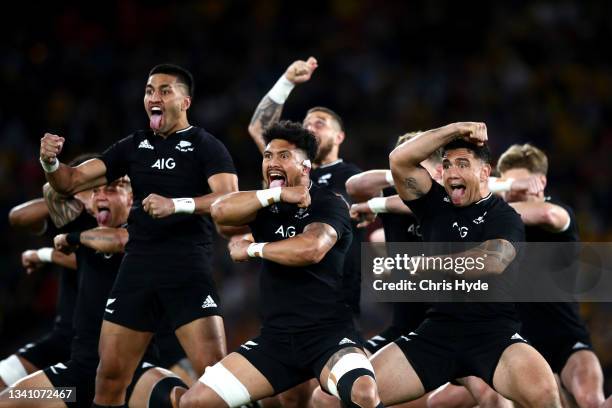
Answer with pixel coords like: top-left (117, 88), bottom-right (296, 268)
top-left (172, 198), bottom-right (196, 214)
top-left (256, 187), bottom-right (282, 207)
top-left (385, 170), bottom-right (395, 185)
top-left (267, 75), bottom-right (295, 104)
top-left (327, 353), bottom-right (374, 398)
top-left (488, 177), bottom-right (514, 193)
top-left (40, 157), bottom-right (59, 173)
top-left (0, 355), bottom-right (28, 386)
top-left (37, 247), bottom-right (54, 263)
top-left (200, 363), bottom-right (251, 407)
top-left (367, 197), bottom-right (388, 214)
top-left (247, 242), bottom-right (267, 258)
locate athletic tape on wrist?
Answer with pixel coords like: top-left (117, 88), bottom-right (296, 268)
top-left (367, 197), bottom-right (388, 214)
top-left (37, 247), bottom-right (54, 263)
top-left (385, 170), bottom-right (395, 185)
top-left (488, 177), bottom-right (514, 193)
top-left (172, 198), bottom-right (196, 214)
top-left (267, 75), bottom-right (295, 104)
top-left (247, 242), bottom-right (267, 258)
top-left (256, 187), bottom-right (281, 207)
top-left (40, 157), bottom-right (59, 173)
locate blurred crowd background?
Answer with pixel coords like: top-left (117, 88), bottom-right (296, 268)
top-left (1, 0), bottom-right (610, 392)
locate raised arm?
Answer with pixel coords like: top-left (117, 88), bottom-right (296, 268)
top-left (21, 247), bottom-right (77, 273)
top-left (247, 57), bottom-right (318, 153)
top-left (229, 222), bottom-right (337, 267)
top-left (418, 238), bottom-right (517, 278)
top-left (211, 185), bottom-right (311, 226)
top-left (40, 133), bottom-right (108, 195)
top-left (389, 122), bottom-right (487, 201)
top-left (345, 169), bottom-right (394, 203)
top-left (9, 198), bottom-right (49, 235)
top-left (509, 201), bottom-right (570, 232)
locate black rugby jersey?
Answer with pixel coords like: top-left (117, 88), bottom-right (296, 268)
top-left (311, 159), bottom-right (365, 314)
top-left (46, 211), bottom-right (97, 335)
top-left (73, 246), bottom-right (123, 339)
top-left (249, 183), bottom-right (353, 333)
top-left (518, 199), bottom-right (589, 340)
top-left (403, 181), bottom-right (525, 322)
top-left (101, 126), bottom-right (236, 255)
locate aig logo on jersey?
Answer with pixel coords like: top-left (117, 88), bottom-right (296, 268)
top-left (452, 221), bottom-right (469, 238)
top-left (275, 225), bottom-right (296, 238)
top-left (175, 140), bottom-right (194, 152)
top-left (151, 158), bottom-right (176, 170)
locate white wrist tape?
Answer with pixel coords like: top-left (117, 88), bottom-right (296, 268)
top-left (488, 177), bottom-right (514, 193)
top-left (267, 75), bottom-right (295, 104)
top-left (40, 157), bottom-right (59, 173)
top-left (367, 197), bottom-right (388, 213)
top-left (385, 170), bottom-right (395, 185)
top-left (172, 198), bottom-right (196, 214)
top-left (256, 187), bottom-right (282, 207)
top-left (247, 242), bottom-right (267, 258)
top-left (37, 247), bottom-right (54, 263)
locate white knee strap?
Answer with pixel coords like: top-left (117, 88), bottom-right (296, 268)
top-left (0, 355), bottom-right (28, 386)
top-left (327, 353), bottom-right (374, 398)
top-left (199, 363), bottom-right (251, 407)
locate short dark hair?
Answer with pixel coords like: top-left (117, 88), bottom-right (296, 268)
top-left (262, 120), bottom-right (318, 162)
top-left (442, 139), bottom-right (491, 164)
top-left (148, 63), bottom-right (194, 97)
top-left (306, 106), bottom-right (344, 131)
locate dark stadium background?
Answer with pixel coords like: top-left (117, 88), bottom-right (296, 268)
top-left (1, 0), bottom-right (610, 393)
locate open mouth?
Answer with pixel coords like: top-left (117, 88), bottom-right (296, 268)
top-left (449, 183), bottom-right (466, 204)
top-left (150, 106), bottom-right (163, 131)
top-left (268, 170), bottom-right (287, 188)
top-left (96, 205), bottom-right (111, 226)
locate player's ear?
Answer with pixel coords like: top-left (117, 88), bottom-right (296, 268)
top-left (335, 130), bottom-right (345, 146)
top-left (481, 163), bottom-right (491, 181)
top-left (301, 159), bottom-right (312, 176)
top-left (540, 174), bottom-right (547, 190)
top-left (182, 96), bottom-right (192, 111)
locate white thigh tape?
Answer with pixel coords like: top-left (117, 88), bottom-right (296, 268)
top-left (0, 355), bottom-right (28, 386)
top-left (200, 363), bottom-right (251, 407)
top-left (327, 353), bottom-right (373, 398)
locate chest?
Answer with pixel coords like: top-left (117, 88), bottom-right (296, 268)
top-left (256, 205), bottom-right (313, 241)
top-left (425, 207), bottom-right (490, 241)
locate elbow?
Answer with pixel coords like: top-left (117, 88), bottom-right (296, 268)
top-left (247, 123), bottom-right (259, 139)
top-left (210, 199), bottom-right (234, 226)
top-left (298, 244), bottom-right (326, 265)
top-left (8, 209), bottom-right (23, 228)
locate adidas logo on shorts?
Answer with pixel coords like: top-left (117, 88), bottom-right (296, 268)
top-left (572, 341), bottom-right (589, 350)
top-left (338, 338), bottom-right (355, 346)
top-left (138, 139), bottom-right (154, 150)
top-left (510, 333), bottom-right (525, 341)
top-left (201, 295), bottom-right (218, 309)
top-left (240, 340), bottom-right (258, 351)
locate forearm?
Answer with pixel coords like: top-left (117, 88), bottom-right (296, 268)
top-left (248, 95), bottom-right (284, 154)
top-left (509, 202), bottom-right (569, 231)
top-left (79, 227), bottom-right (128, 253)
top-left (52, 250), bottom-right (77, 270)
top-left (346, 170), bottom-right (393, 202)
top-left (421, 239), bottom-right (516, 278)
top-left (259, 235), bottom-right (324, 266)
top-left (384, 195), bottom-right (413, 214)
top-left (211, 191), bottom-right (264, 226)
top-left (390, 124), bottom-right (458, 168)
top-left (8, 198), bottom-right (49, 234)
top-left (45, 163), bottom-right (81, 195)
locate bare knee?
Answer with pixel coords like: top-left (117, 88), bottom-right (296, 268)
top-left (350, 376), bottom-right (379, 408)
top-left (427, 389), bottom-right (458, 408)
top-left (523, 379), bottom-right (560, 408)
top-left (179, 384), bottom-right (227, 408)
top-left (311, 386), bottom-right (340, 408)
top-left (572, 390), bottom-right (603, 408)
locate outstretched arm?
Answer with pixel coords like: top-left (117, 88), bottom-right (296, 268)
top-left (247, 57), bottom-right (318, 153)
top-left (9, 198), bottom-right (49, 235)
top-left (22, 248), bottom-right (77, 273)
top-left (229, 222), bottom-right (337, 267)
top-left (345, 169), bottom-right (395, 203)
top-left (509, 201), bottom-right (570, 232)
top-left (40, 132), bottom-right (108, 195)
top-left (389, 122), bottom-right (487, 201)
top-left (55, 227), bottom-right (130, 254)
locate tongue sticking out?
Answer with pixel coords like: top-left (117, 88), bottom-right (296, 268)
top-left (150, 114), bottom-right (162, 131)
top-left (450, 188), bottom-right (465, 205)
top-left (96, 210), bottom-right (111, 226)
top-left (269, 179), bottom-right (285, 188)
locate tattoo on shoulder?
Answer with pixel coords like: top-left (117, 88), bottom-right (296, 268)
top-left (403, 177), bottom-right (425, 198)
top-left (43, 185), bottom-right (84, 228)
top-left (250, 96), bottom-right (283, 129)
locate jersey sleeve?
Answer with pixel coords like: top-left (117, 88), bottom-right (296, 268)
top-left (196, 134), bottom-right (237, 179)
top-left (482, 207), bottom-right (525, 243)
top-left (100, 135), bottom-right (133, 182)
top-left (402, 180), bottom-right (448, 223)
top-left (308, 191), bottom-right (352, 240)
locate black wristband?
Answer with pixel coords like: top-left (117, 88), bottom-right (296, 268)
top-left (66, 231), bottom-right (81, 246)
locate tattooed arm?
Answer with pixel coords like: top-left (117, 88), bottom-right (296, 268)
top-left (247, 57), bottom-right (318, 154)
top-left (43, 182), bottom-right (85, 228)
top-left (417, 239), bottom-right (517, 278)
top-left (389, 122), bottom-right (488, 201)
top-left (55, 227), bottom-right (128, 254)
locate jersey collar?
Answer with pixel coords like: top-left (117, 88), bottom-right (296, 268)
top-left (475, 192), bottom-right (492, 205)
top-left (318, 159), bottom-right (343, 169)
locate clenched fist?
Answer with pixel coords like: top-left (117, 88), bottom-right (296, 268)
top-left (285, 57), bottom-right (318, 84)
top-left (54, 233), bottom-right (77, 254)
top-left (349, 202), bottom-right (377, 228)
top-left (22, 250), bottom-right (44, 274)
top-left (280, 186), bottom-right (311, 208)
top-left (228, 238), bottom-right (252, 262)
top-left (142, 194), bottom-right (175, 218)
top-left (40, 133), bottom-right (65, 163)
top-left (452, 122), bottom-right (488, 146)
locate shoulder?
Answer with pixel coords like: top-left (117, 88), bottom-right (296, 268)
top-left (338, 161), bottom-right (362, 177)
top-left (190, 127), bottom-right (224, 145)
